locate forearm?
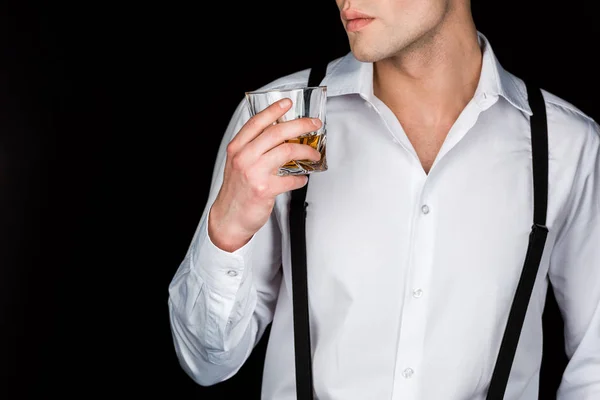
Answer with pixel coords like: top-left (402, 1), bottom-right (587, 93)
top-left (167, 212), bottom-right (260, 385)
top-left (167, 98), bottom-right (284, 385)
top-left (167, 276), bottom-right (259, 386)
top-left (167, 204), bottom-right (282, 385)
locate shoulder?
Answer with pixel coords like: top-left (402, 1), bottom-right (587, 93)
top-left (250, 56), bottom-right (345, 92)
top-left (536, 86), bottom-right (600, 176)
top-left (507, 67), bottom-right (597, 139)
top-left (523, 83), bottom-right (600, 167)
top-left (506, 69), bottom-right (599, 171)
top-left (540, 87), bottom-right (599, 143)
top-left (222, 56), bottom-right (344, 138)
top-left (252, 68), bottom-right (311, 92)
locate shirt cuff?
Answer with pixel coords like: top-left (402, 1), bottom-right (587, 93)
top-left (190, 210), bottom-right (255, 289)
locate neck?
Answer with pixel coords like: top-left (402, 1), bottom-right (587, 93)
top-left (372, 6), bottom-right (481, 127)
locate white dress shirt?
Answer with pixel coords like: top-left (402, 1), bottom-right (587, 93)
top-left (168, 33), bottom-right (600, 399)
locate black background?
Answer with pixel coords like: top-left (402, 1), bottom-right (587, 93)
top-left (2, 1), bottom-right (598, 398)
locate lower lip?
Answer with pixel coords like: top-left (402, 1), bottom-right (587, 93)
top-left (347, 18), bottom-right (374, 32)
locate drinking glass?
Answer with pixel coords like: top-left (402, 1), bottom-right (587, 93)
top-left (245, 86), bottom-right (328, 176)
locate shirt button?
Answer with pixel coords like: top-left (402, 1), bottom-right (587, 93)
top-left (226, 270), bottom-right (238, 277)
top-left (402, 368), bottom-right (414, 378)
top-left (412, 288), bottom-right (423, 298)
top-left (421, 204), bottom-right (430, 214)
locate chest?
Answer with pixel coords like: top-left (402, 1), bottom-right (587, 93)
top-left (400, 121), bottom-right (452, 174)
top-left (276, 96), bottom-right (569, 303)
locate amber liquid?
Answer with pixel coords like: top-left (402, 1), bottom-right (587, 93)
top-left (281, 133), bottom-right (326, 173)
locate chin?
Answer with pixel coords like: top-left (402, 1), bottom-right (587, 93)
top-left (347, 32), bottom-right (394, 63)
top-left (349, 44), bottom-right (387, 63)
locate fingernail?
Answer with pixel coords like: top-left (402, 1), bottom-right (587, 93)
top-left (312, 118), bottom-right (321, 127)
top-left (279, 98), bottom-right (291, 108)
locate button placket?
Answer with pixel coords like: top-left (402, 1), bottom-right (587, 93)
top-left (392, 186), bottom-right (436, 400)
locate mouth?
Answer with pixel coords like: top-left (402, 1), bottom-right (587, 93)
top-left (341, 9), bottom-right (375, 33)
top-left (346, 18), bottom-right (374, 32)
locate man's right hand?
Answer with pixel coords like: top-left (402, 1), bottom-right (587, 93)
top-left (208, 98), bottom-right (322, 252)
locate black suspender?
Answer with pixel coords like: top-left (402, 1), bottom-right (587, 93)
top-left (289, 178), bottom-right (312, 400)
top-left (485, 84), bottom-right (549, 400)
top-left (288, 65), bottom-right (325, 400)
top-left (289, 65), bottom-right (549, 400)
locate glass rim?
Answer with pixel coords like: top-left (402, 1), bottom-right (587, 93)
top-left (245, 85), bottom-right (327, 96)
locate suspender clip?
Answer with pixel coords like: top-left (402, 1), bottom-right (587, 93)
top-left (532, 223), bottom-right (548, 232)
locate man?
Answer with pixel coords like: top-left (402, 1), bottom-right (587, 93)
top-left (168, 0), bottom-right (600, 398)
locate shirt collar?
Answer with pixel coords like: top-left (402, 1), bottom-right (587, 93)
top-left (320, 31), bottom-right (532, 115)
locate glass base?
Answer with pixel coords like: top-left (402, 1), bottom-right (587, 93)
top-left (277, 157), bottom-right (328, 176)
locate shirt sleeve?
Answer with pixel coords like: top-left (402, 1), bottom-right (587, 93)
top-left (167, 99), bottom-right (283, 386)
top-left (549, 119), bottom-right (600, 399)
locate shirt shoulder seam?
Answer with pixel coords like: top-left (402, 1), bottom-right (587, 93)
top-left (542, 92), bottom-right (596, 125)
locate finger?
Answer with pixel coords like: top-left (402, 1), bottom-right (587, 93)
top-left (257, 142), bottom-right (322, 174)
top-left (242, 117), bottom-right (322, 163)
top-left (269, 174), bottom-right (309, 196)
top-left (229, 98), bottom-right (292, 154)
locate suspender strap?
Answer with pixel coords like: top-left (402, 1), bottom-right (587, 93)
top-left (486, 84), bottom-right (549, 400)
top-left (289, 64), bottom-right (328, 400)
top-left (307, 63), bottom-right (327, 88)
